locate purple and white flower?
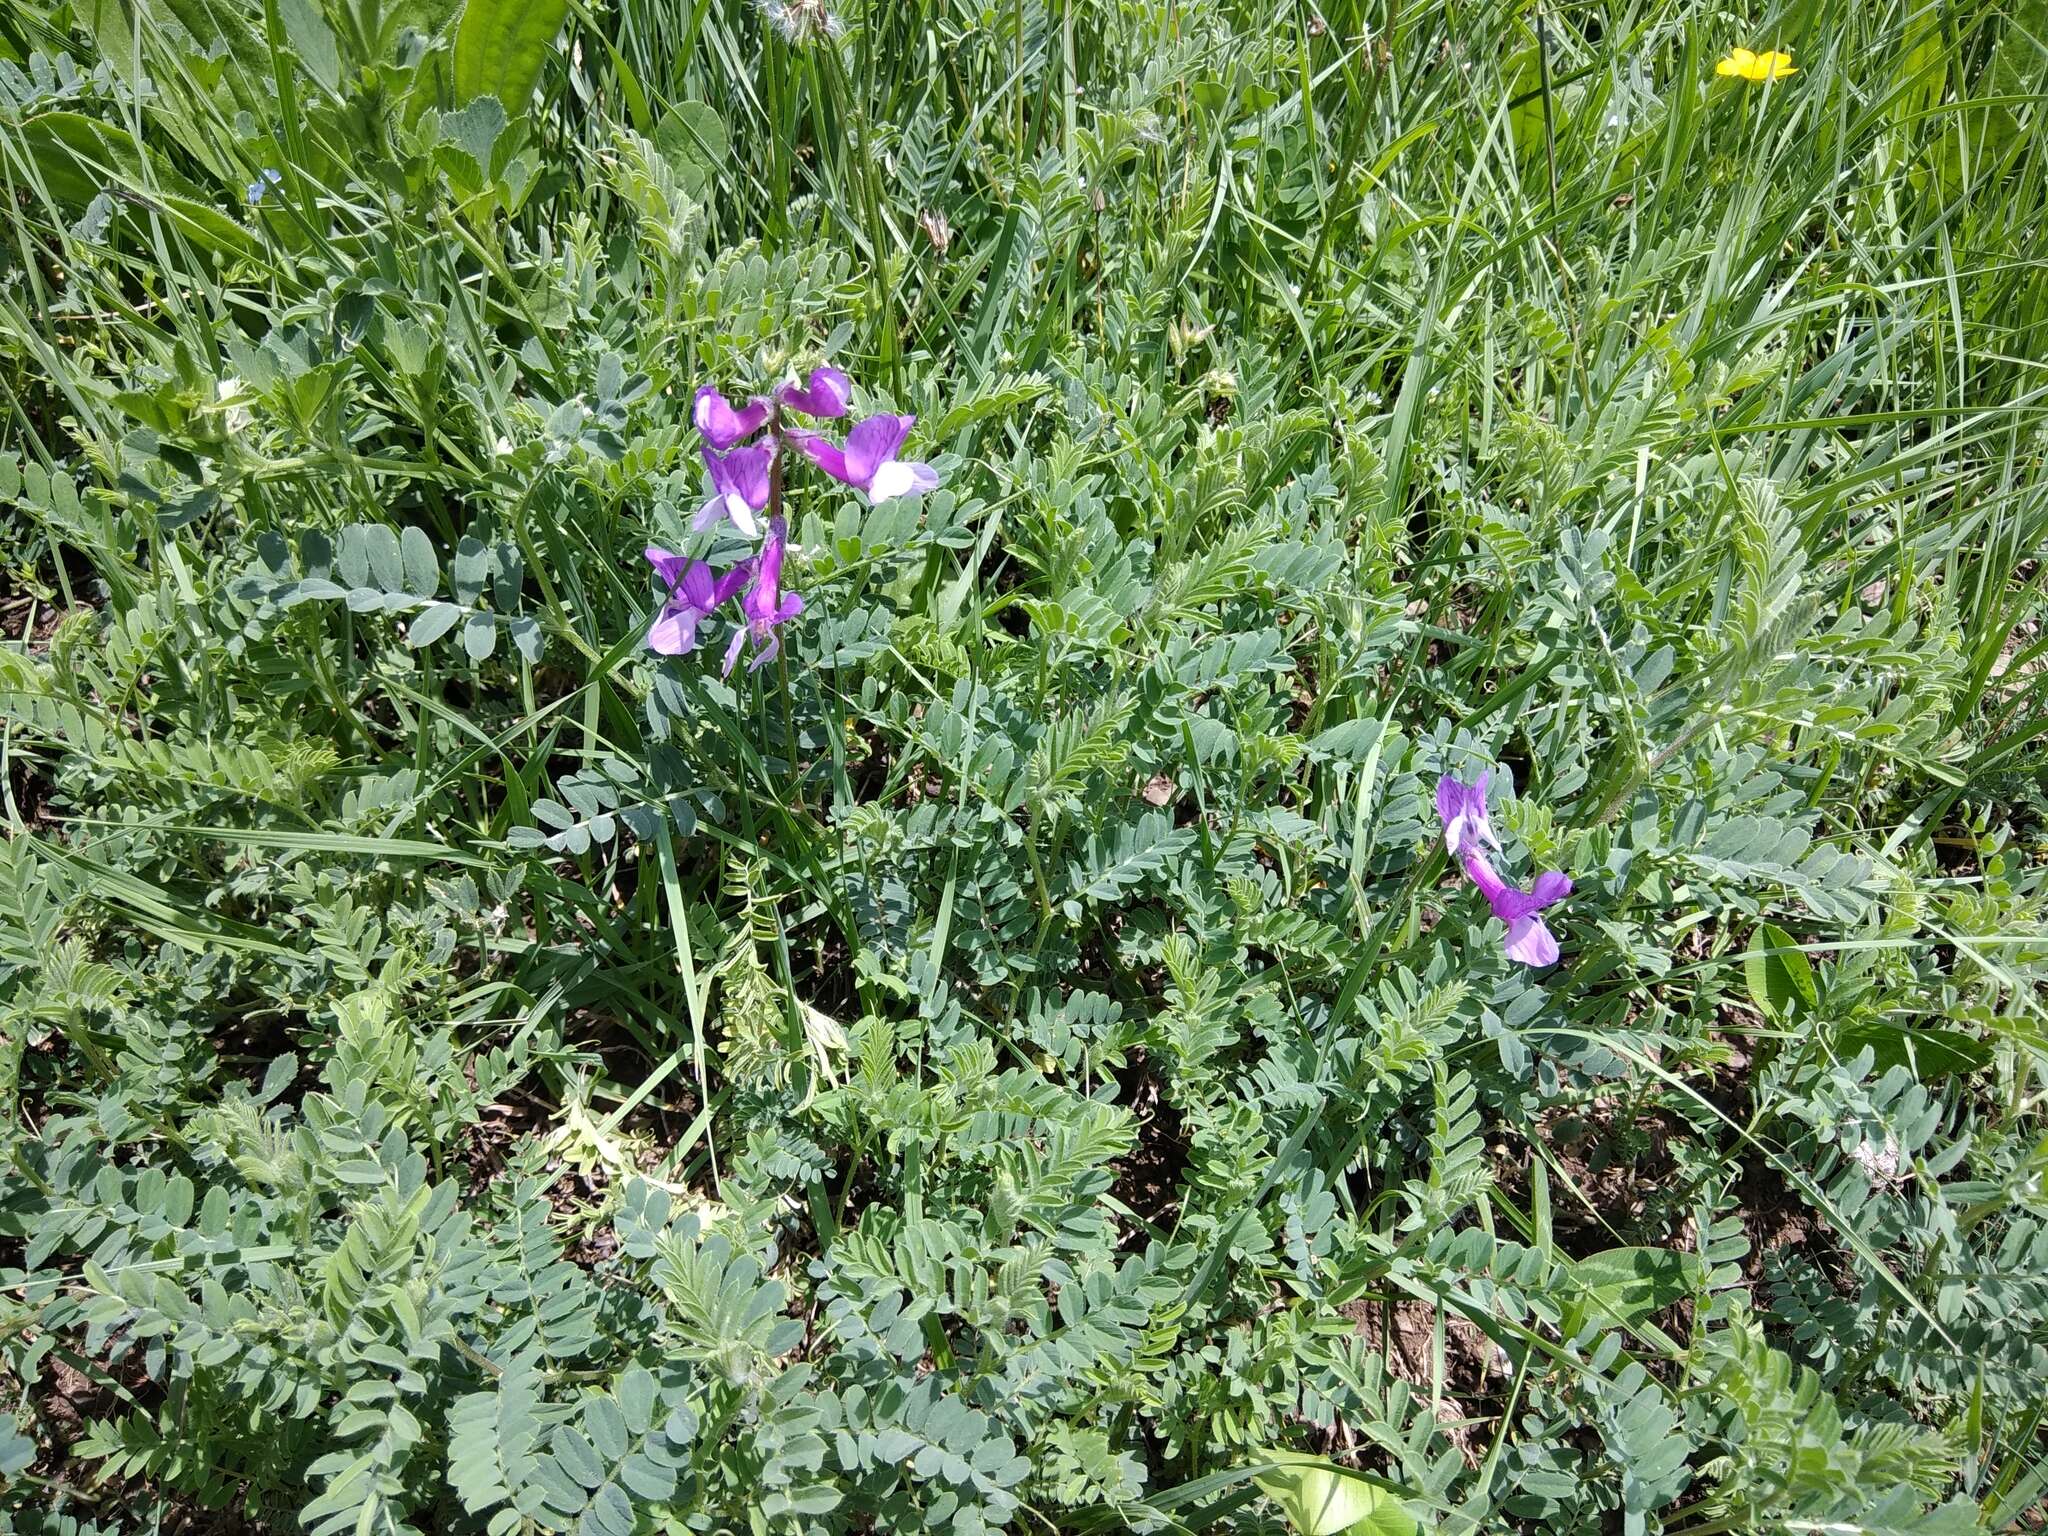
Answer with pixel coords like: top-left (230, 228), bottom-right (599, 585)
top-left (723, 517), bottom-right (804, 675)
top-left (776, 366), bottom-right (852, 419)
top-left (646, 546), bottom-right (749, 656)
top-left (1460, 853), bottom-right (1573, 967)
top-left (1436, 770), bottom-right (1503, 859)
top-left (693, 443), bottom-right (773, 538)
top-left (793, 414), bottom-right (939, 505)
top-left (653, 365), bottom-right (942, 669)
top-left (1436, 772), bottom-right (1572, 967)
top-left (692, 385), bottom-right (769, 450)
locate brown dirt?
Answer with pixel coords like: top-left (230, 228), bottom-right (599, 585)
top-left (1107, 1064), bottom-right (1186, 1242)
top-left (1735, 1158), bottom-right (1831, 1281)
top-left (1344, 1294), bottom-right (1508, 1464)
top-left (35, 1356), bottom-right (109, 1444)
top-left (1534, 1102), bottom-right (1689, 1257)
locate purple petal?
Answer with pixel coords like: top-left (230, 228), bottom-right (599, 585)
top-left (1460, 851), bottom-right (1511, 907)
top-left (746, 631), bottom-right (781, 671)
top-left (721, 627), bottom-right (746, 676)
top-left (645, 544), bottom-right (689, 591)
top-left (692, 385), bottom-right (768, 449)
top-left (703, 443), bottom-right (773, 509)
top-left (1488, 868), bottom-right (1572, 922)
top-left (711, 561), bottom-right (753, 606)
top-left (1503, 915), bottom-right (1560, 967)
top-left (647, 604), bottom-right (699, 655)
top-left (1435, 774), bottom-right (1462, 832)
top-left (1438, 777), bottom-right (1476, 853)
top-left (678, 561), bottom-right (718, 609)
top-left (791, 429), bottom-right (852, 485)
top-left (691, 497), bottom-right (726, 533)
top-left (843, 414), bottom-right (914, 487)
top-left (754, 517), bottom-right (787, 589)
top-left (776, 591), bottom-right (803, 622)
top-left (777, 366), bottom-right (852, 419)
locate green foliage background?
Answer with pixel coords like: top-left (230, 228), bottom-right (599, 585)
top-left (1, 0), bottom-right (2045, 1531)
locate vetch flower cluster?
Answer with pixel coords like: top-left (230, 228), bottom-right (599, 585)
top-left (646, 366), bottom-right (939, 672)
top-left (1437, 770), bottom-right (1572, 967)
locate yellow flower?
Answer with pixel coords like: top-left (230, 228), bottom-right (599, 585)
top-left (1717, 46), bottom-right (1797, 82)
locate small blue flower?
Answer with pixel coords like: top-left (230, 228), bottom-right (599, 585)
top-left (246, 168), bottom-right (283, 205)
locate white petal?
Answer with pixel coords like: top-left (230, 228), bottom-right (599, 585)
top-left (728, 497), bottom-right (760, 539)
top-left (866, 459), bottom-right (919, 504)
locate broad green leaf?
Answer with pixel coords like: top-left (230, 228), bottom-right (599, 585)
top-left (1834, 1019), bottom-right (1991, 1080)
top-left (276, 0), bottom-right (342, 92)
top-left (463, 611), bottom-right (499, 661)
top-left (1569, 1246), bottom-right (1700, 1327)
top-left (452, 0), bottom-right (571, 114)
top-left (1252, 1454), bottom-right (1419, 1536)
top-left (439, 96), bottom-right (508, 181)
top-left (0, 1412), bottom-right (33, 1476)
top-left (400, 525), bottom-right (440, 598)
top-left (408, 602), bottom-right (461, 648)
top-left (1744, 922), bottom-right (1817, 1021)
top-left (653, 102), bottom-right (729, 171)
top-left (14, 114), bottom-right (254, 259)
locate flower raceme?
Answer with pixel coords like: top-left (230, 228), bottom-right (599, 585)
top-left (644, 365), bottom-right (940, 663)
top-left (1437, 772), bottom-right (1573, 967)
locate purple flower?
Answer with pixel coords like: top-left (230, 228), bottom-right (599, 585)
top-left (692, 385), bottom-right (768, 449)
top-left (793, 413), bottom-right (940, 505)
top-left (693, 443), bottom-right (773, 538)
top-left (645, 545), bottom-right (747, 656)
top-left (1436, 771), bottom-right (1571, 967)
top-left (1435, 770), bottom-right (1502, 858)
top-left (723, 517), bottom-right (803, 675)
top-left (1461, 854), bottom-right (1573, 967)
top-left (776, 366), bottom-right (852, 419)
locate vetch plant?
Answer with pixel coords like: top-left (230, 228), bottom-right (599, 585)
top-left (2, 5), bottom-right (2038, 1535)
top-left (646, 365), bottom-right (940, 669)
